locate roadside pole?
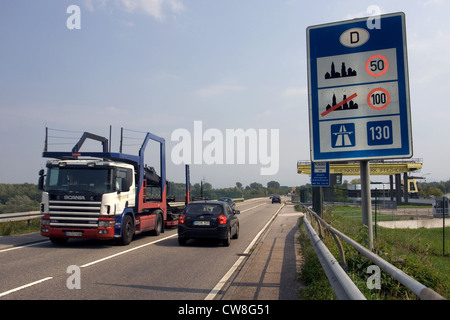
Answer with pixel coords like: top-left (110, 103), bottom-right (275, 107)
top-left (360, 160), bottom-right (373, 251)
top-left (444, 197), bottom-right (447, 256)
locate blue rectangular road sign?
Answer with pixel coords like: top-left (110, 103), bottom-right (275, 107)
top-left (307, 12), bottom-right (412, 162)
top-left (311, 162), bottom-right (330, 187)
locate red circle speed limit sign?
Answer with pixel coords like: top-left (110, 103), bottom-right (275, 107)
top-left (366, 54), bottom-right (389, 77)
top-left (367, 87), bottom-right (391, 110)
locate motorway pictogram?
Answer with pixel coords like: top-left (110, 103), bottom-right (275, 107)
top-left (331, 123), bottom-right (355, 148)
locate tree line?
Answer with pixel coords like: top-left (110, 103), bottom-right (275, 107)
top-left (0, 180), bottom-right (293, 214)
top-left (417, 180), bottom-right (450, 197)
top-left (0, 184), bottom-right (41, 214)
top-left (167, 180), bottom-right (293, 201)
top-left (1, 179), bottom-right (449, 214)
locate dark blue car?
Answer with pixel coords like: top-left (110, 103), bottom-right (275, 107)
top-left (178, 200), bottom-right (240, 246)
top-left (272, 195), bottom-right (281, 203)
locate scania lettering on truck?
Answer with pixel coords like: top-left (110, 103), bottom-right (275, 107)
top-left (39, 128), bottom-right (188, 245)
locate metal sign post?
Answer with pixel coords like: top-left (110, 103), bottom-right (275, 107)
top-left (307, 13), bottom-right (412, 250)
top-left (443, 197), bottom-right (447, 256)
top-left (360, 160), bottom-right (373, 250)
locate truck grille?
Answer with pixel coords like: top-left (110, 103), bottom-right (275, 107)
top-left (48, 200), bottom-right (101, 228)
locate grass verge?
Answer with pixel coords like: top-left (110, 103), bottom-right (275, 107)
top-left (0, 219), bottom-right (41, 236)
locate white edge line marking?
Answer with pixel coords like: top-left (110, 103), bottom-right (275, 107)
top-left (240, 203), bottom-right (265, 213)
top-left (80, 233), bottom-right (177, 268)
top-left (204, 203), bottom-right (285, 300)
top-left (0, 277), bottom-right (53, 298)
top-left (0, 240), bottom-right (50, 253)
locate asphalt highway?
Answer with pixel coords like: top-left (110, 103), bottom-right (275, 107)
top-left (0, 197), bottom-right (284, 300)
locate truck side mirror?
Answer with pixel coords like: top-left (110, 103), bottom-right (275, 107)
top-left (38, 169), bottom-right (45, 190)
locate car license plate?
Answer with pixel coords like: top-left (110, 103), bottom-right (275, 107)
top-left (65, 231), bottom-right (82, 237)
top-left (194, 221), bottom-right (210, 226)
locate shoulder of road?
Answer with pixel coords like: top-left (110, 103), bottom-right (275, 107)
top-left (0, 232), bottom-right (47, 251)
top-left (217, 202), bottom-right (305, 300)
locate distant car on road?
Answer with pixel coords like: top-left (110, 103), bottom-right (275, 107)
top-left (271, 195), bottom-right (281, 204)
top-left (178, 200), bottom-right (240, 246)
top-left (217, 197), bottom-right (236, 209)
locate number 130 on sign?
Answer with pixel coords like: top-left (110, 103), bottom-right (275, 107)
top-left (367, 120), bottom-right (393, 146)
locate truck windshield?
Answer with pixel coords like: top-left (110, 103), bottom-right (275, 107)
top-left (45, 166), bottom-right (114, 194)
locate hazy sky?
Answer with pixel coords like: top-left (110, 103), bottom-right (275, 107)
top-left (1, 0), bottom-right (449, 188)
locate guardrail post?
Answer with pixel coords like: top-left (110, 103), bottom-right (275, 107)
top-left (330, 232), bottom-right (347, 271)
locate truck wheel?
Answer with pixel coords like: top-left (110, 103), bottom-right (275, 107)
top-left (119, 215), bottom-right (134, 245)
top-left (152, 212), bottom-right (163, 236)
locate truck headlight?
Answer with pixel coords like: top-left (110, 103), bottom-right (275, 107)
top-left (98, 219), bottom-right (115, 227)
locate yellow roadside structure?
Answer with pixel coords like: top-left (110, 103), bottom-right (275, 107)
top-left (297, 159), bottom-right (424, 206)
top-left (297, 160), bottom-right (422, 176)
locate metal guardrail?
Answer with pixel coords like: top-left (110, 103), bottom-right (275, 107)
top-left (303, 212), bottom-right (366, 300)
top-left (302, 206), bottom-right (446, 300)
top-left (0, 211), bottom-right (42, 223)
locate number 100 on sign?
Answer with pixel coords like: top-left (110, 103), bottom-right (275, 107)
top-left (367, 120), bottom-right (393, 146)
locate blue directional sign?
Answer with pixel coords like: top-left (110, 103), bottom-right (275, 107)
top-left (311, 162), bottom-right (330, 187)
top-left (307, 12), bottom-right (412, 161)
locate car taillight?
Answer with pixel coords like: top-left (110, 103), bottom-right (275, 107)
top-left (218, 215), bottom-right (227, 225)
top-left (179, 214), bottom-right (186, 224)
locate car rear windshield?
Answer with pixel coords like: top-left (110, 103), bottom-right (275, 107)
top-left (185, 203), bottom-right (224, 216)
